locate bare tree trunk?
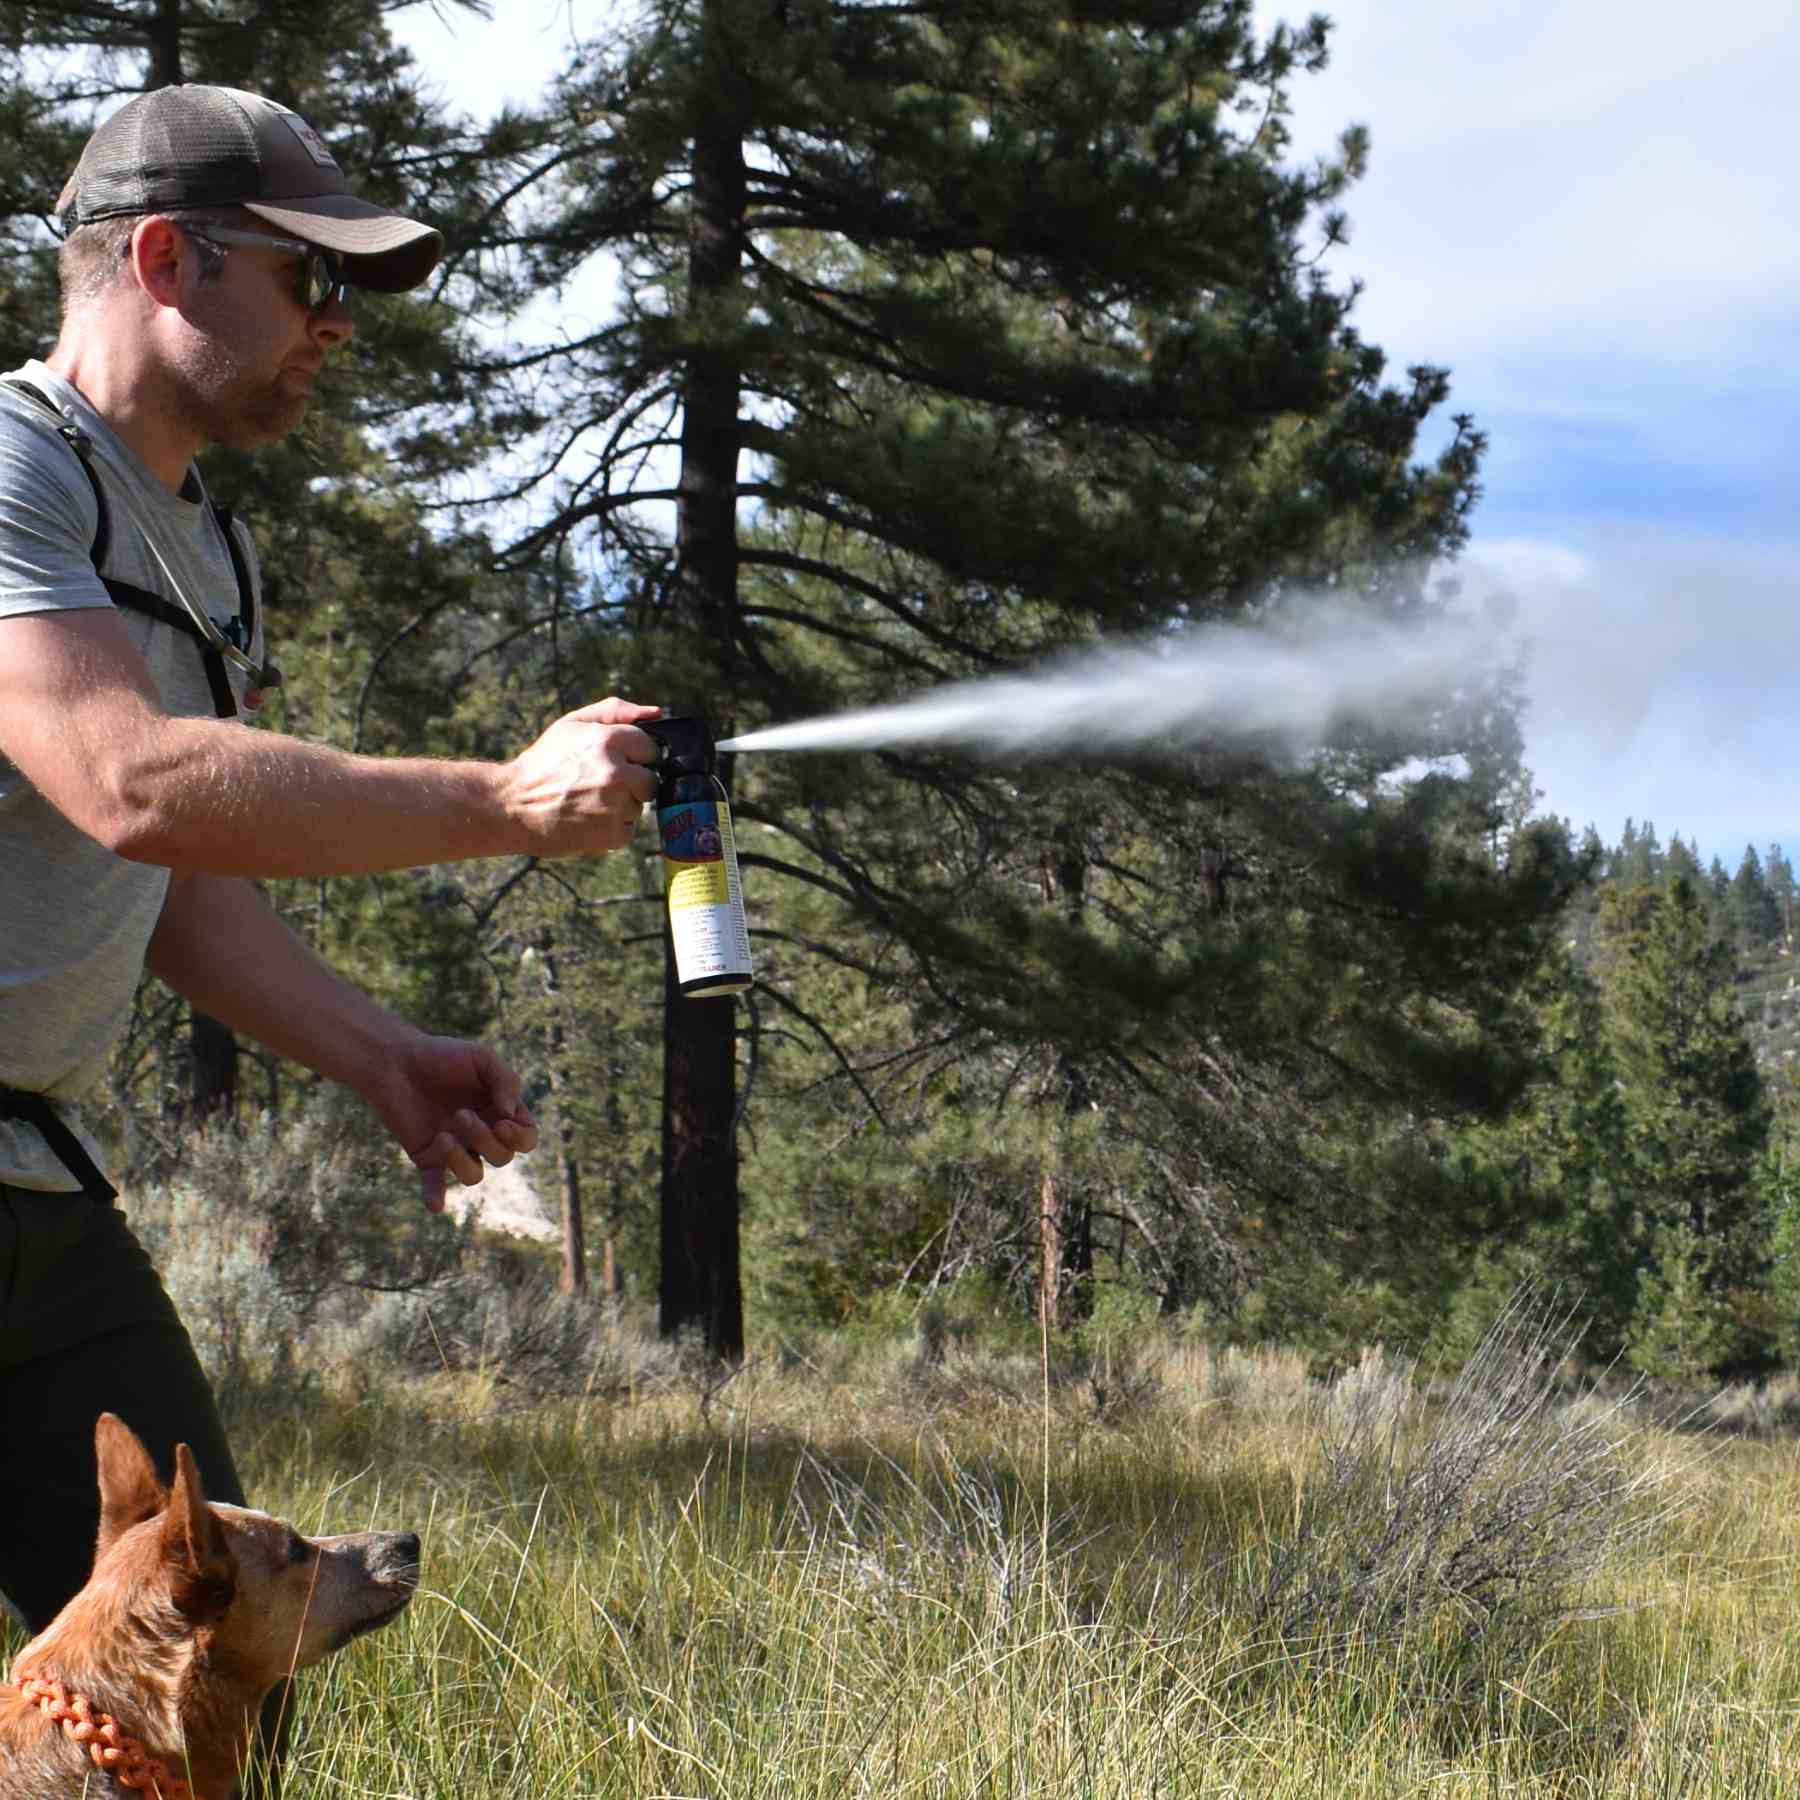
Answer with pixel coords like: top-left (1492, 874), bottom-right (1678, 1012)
top-left (188, 1009), bottom-right (237, 1125)
top-left (1044, 830), bottom-right (1094, 1319)
top-left (658, 938), bottom-right (744, 1361)
top-left (1198, 844), bottom-right (1229, 911)
top-left (536, 937), bottom-right (587, 1296)
top-left (555, 1126), bottom-right (586, 1297)
top-left (659, 0), bottom-right (747, 1362)
top-left (154, 1), bottom-right (230, 1137)
top-left (603, 1075), bottom-right (627, 1307)
top-left (148, 0), bottom-right (184, 88)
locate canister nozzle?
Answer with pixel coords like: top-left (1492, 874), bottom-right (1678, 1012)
top-left (640, 715), bottom-right (717, 777)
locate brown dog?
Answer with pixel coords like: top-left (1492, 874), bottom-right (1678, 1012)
top-left (0, 1414), bottom-right (419, 1799)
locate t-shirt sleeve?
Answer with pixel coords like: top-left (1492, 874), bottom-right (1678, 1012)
top-left (0, 405), bottom-right (110, 620)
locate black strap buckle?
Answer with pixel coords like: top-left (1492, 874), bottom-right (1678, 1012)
top-left (0, 1087), bottom-right (117, 1204)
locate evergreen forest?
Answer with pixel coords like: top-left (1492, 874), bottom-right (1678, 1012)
top-left (6, 0), bottom-right (1790, 1388)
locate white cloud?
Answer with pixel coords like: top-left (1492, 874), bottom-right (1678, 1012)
top-left (1256, 1), bottom-right (1800, 853)
top-left (1463, 534), bottom-right (1800, 852)
top-left (1265, 0), bottom-right (1800, 386)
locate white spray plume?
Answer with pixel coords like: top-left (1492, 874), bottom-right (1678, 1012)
top-left (715, 610), bottom-right (1501, 759)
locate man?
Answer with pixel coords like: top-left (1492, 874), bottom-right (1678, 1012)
top-left (0, 80), bottom-right (658, 1748)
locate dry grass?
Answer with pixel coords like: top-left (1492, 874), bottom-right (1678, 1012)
top-left (8, 1293), bottom-right (1790, 1797)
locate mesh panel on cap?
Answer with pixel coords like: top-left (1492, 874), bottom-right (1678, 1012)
top-left (70, 87), bottom-right (262, 219)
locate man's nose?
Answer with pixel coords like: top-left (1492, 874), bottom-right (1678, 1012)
top-left (310, 294), bottom-right (355, 350)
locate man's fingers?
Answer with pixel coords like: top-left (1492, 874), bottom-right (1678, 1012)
top-left (563, 697), bottom-right (663, 727)
top-left (444, 1140), bottom-right (484, 1186)
top-left (497, 1116), bottom-right (540, 1157)
top-left (449, 1108), bottom-right (513, 1169)
top-left (413, 1098), bottom-right (541, 1213)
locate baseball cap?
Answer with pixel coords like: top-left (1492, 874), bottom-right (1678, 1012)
top-left (57, 84), bottom-right (443, 293)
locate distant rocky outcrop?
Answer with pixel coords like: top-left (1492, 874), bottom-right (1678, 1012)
top-left (443, 1157), bottom-right (560, 1244)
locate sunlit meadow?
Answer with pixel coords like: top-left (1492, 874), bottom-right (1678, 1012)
top-left (11, 1285), bottom-right (1798, 1799)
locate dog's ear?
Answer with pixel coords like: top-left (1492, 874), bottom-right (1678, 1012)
top-left (159, 1443), bottom-right (237, 1620)
top-left (94, 1413), bottom-right (168, 1557)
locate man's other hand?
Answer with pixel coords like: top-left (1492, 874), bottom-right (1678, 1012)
top-left (361, 1032), bottom-right (541, 1212)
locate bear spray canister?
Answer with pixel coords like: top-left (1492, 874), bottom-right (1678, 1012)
top-left (640, 717), bottom-right (754, 998)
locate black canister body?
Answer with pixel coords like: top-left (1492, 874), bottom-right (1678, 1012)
top-left (642, 717), bottom-right (754, 998)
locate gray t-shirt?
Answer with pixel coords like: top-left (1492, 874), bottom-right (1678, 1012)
top-left (0, 359), bottom-right (264, 1190)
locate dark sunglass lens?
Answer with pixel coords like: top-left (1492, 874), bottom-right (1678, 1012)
top-left (305, 251), bottom-right (347, 309)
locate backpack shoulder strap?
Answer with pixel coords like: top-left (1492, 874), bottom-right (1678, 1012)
top-left (0, 377), bottom-right (274, 718)
top-left (209, 502), bottom-right (259, 660)
top-left (1, 375), bottom-right (109, 565)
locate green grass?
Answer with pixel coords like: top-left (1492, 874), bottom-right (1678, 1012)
top-left (13, 1334), bottom-right (1800, 1797)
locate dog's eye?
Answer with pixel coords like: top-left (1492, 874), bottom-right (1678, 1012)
top-left (286, 1533), bottom-right (314, 1565)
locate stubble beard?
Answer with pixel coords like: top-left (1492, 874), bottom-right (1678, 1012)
top-left (175, 302), bottom-right (311, 450)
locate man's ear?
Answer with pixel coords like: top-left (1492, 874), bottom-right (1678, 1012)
top-left (129, 214), bottom-right (191, 310)
top-left (94, 1412), bottom-right (167, 1558)
top-left (159, 1443), bottom-right (236, 1620)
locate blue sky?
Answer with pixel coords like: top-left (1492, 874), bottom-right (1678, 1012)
top-left (397, 0), bottom-right (1800, 866)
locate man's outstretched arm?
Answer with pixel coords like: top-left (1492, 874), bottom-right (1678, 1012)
top-left (0, 606), bottom-right (659, 877)
top-left (147, 869), bottom-right (539, 1209)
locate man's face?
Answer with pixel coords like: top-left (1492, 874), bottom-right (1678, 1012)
top-left (171, 227), bottom-right (354, 450)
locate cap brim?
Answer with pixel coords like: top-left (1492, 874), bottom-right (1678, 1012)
top-left (242, 195), bottom-right (443, 292)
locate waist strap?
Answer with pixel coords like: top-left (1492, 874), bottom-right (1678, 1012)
top-left (0, 1087), bottom-right (116, 1203)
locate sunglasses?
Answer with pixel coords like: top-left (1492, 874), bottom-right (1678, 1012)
top-left (181, 224), bottom-right (351, 311)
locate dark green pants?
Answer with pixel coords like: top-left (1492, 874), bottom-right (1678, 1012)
top-left (0, 1183), bottom-right (287, 1795)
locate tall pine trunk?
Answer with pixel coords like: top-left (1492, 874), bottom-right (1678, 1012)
top-left (537, 937), bottom-right (587, 1296)
top-left (188, 1007), bottom-right (237, 1124)
top-left (153, 1), bottom-right (248, 1134)
top-left (658, 940), bottom-right (744, 1359)
top-left (149, 0), bottom-right (183, 86)
top-left (658, 0), bottom-right (746, 1362)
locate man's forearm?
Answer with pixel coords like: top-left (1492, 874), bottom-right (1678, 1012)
top-left (107, 717), bottom-right (525, 878)
top-left (146, 870), bottom-right (415, 1094)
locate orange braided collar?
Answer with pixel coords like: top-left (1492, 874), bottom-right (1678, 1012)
top-left (6, 1673), bottom-right (193, 1799)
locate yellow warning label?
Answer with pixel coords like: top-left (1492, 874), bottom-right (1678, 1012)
top-left (668, 861), bottom-right (731, 910)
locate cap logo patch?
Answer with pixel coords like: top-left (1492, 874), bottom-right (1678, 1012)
top-left (273, 105), bottom-right (340, 170)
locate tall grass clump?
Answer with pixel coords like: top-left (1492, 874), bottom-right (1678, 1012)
top-left (1249, 1287), bottom-right (1677, 1676)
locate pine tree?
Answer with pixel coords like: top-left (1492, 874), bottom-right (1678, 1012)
top-left (1729, 844), bottom-right (1781, 951)
top-left (1614, 820), bottom-right (1639, 886)
top-left (1709, 853), bottom-right (1732, 914)
top-left (1445, 942), bottom-right (1638, 1355)
top-left (1596, 877), bottom-right (1771, 1374)
top-left (1769, 843), bottom-right (1796, 944)
top-left (441, 0), bottom-right (1587, 1350)
top-left (1617, 819), bottom-right (1661, 889)
top-left (1665, 832), bottom-right (1701, 889)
